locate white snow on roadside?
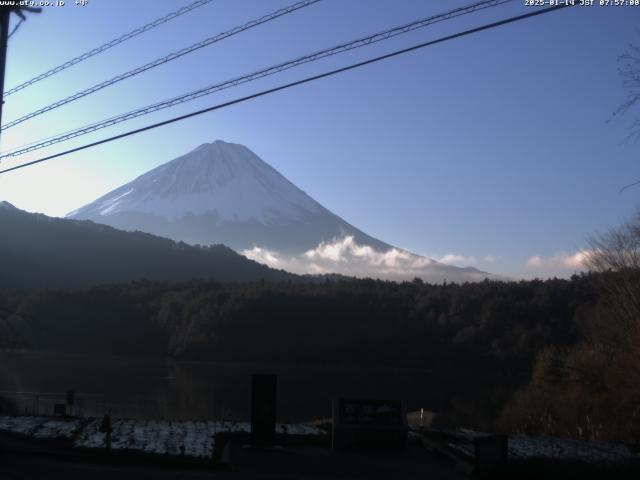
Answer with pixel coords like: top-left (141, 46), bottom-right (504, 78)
top-left (0, 416), bottom-right (84, 439)
top-left (73, 419), bottom-right (105, 448)
top-left (73, 419), bottom-right (323, 459)
top-left (0, 416), bottom-right (47, 436)
top-left (276, 423), bottom-right (322, 435)
top-left (33, 418), bottom-right (84, 439)
top-left (1, 415), bottom-right (324, 459)
top-left (508, 434), bottom-right (632, 463)
top-left (446, 428), bottom-right (633, 464)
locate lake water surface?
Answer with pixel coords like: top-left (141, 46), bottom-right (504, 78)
top-left (0, 350), bottom-right (508, 425)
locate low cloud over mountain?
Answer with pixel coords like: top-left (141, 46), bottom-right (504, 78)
top-left (243, 236), bottom-right (501, 283)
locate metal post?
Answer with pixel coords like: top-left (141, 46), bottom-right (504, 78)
top-left (251, 374), bottom-right (277, 446)
top-left (0, 7), bottom-right (10, 139)
top-left (0, 6), bottom-right (41, 145)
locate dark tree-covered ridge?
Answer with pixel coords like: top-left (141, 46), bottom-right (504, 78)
top-left (0, 201), bottom-right (292, 289)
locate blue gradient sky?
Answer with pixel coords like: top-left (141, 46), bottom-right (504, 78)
top-left (0, 0), bottom-right (638, 278)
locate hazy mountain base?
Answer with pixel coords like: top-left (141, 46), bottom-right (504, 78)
top-left (84, 208), bottom-right (389, 257)
top-left (1, 200), bottom-right (497, 288)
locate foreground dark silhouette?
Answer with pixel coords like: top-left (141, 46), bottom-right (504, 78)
top-left (1, 269), bottom-right (637, 442)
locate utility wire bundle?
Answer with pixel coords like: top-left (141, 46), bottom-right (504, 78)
top-left (0, 0), bottom-right (510, 157)
top-left (0, 0), bottom-right (573, 174)
top-left (4, 0), bottom-right (216, 97)
top-left (1, 0), bottom-right (320, 131)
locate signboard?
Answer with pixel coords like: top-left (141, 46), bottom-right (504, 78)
top-left (332, 398), bottom-right (407, 450)
top-left (337, 398), bottom-right (404, 426)
top-left (66, 390), bottom-right (75, 416)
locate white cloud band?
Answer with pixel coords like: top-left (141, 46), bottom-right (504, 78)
top-left (243, 236), bottom-right (497, 282)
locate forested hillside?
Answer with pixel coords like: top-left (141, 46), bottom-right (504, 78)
top-left (2, 271), bottom-right (638, 440)
top-left (0, 202), bottom-right (292, 289)
top-left (0, 275), bottom-right (598, 366)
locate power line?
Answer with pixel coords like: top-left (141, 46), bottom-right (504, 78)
top-left (0, 6), bottom-right (41, 146)
top-left (619, 179), bottom-right (640, 193)
top-left (0, 0), bottom-right (513, 158)
top-left (0, 4), bottom-right (573, 176)
top-left (1, 0), bottom-right (321, 131)
top-left (0, 8), bottom-right (11, 139)
top-left (4, 0), bottom-right (215, 97)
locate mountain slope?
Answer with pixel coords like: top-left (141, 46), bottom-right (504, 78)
top-left (0, 201), bottom-right (291, 289)
top-left (67, 140), bottom-right (500, 283)
top-left (68, 140), bottom-right (391, 254)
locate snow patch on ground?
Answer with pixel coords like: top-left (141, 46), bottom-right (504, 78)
top-left (75, 419), bottom-right (322, 458)
top-left (0, 416), bottom-right (84, 439)
top-left (447, 428), bottom-right (633, 464)
top-left (0, 416), bottom-right (324, 460)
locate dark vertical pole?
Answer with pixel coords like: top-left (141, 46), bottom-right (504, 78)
top-left (251, 374), bottom-right (277, 446)
top-left (0, 7), bottom-right (10, 140)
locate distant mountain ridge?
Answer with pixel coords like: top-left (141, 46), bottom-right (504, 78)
top-left (0, 202), bottom-right (291, 290)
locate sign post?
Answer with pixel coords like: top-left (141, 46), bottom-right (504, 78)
top-left (66, 390), bottom-right (75, 417)
top-left (99, 410), bottom-right (112, 454)
top-left (251, 374), bottom-right (277, 446)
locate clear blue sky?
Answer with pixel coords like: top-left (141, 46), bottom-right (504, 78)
top-left (0, 0), bottom-right (638, 279)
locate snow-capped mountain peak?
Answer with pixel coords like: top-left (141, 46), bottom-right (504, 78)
top-left (69, 140), bottom-right (321, 224)
top-left (68, 140), bottom-right (501, 282)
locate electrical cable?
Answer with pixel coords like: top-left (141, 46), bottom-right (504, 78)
top-left (0, 3), bottom-right (573, 176)
top-left (4, 0), bottom-right (215, 97)
top-left (0, 0), bottom-right (513, 156)
top-left (0, 0), bottom-right (321, 131)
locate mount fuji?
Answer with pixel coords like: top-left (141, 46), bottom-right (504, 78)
top-left (68, 140), bottom-right (498, 283)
